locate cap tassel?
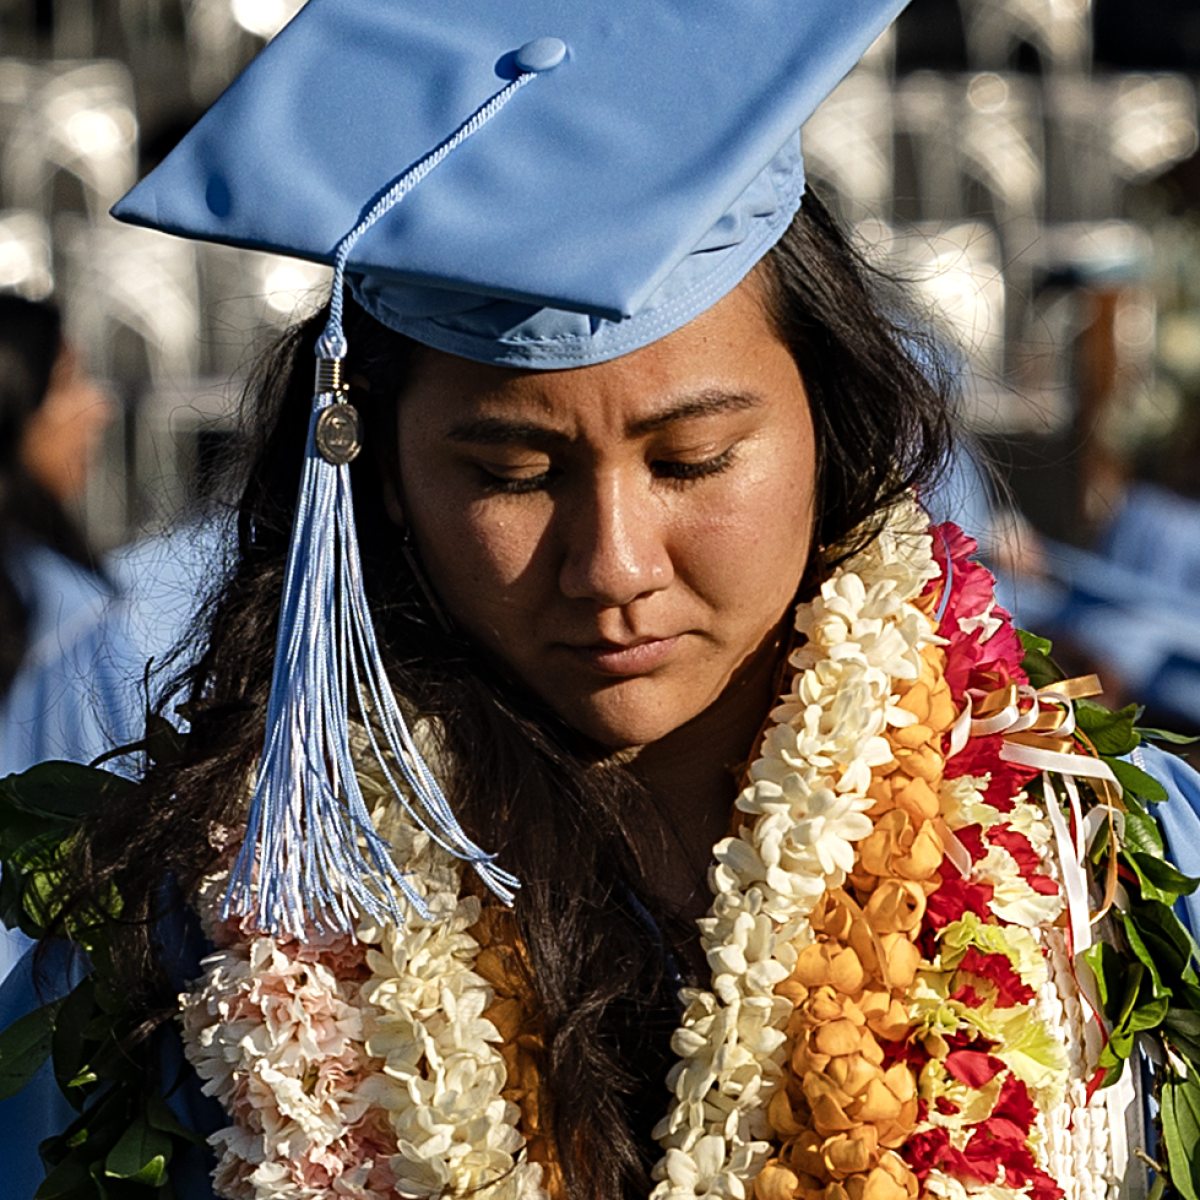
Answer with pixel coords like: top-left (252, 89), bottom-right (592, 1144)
top-left (224, 69), bottom-right (541, 938)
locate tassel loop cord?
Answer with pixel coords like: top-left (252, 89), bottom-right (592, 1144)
top-left (226, 69), bottom-right (539, 939)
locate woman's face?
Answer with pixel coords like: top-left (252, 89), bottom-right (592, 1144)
top-left (395, 276), bottom-right (817, 750)
top-left (19, 342), bottom-right (112, 504)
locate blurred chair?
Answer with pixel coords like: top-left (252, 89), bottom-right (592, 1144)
top-left (896, 73), bottom-right (1043, 230)
top-left (182, 0), bottom-right (305, 101)
top-left (866, 220), bottom-right (1008, 382)
top-left (959, 0), bottom-right (1092, 73)
top-left (859, 24), bottom-right (898, 74)
top-left (197, 243), bottom-right (331, 377)
top-left (181, 0), bottom-right (258, 101)
top-left (58, 218), bottom-right (201, 385)
top-left (894, 72), bottom-right (962, 222)
top-left (0, 60), bottom-right (40, 146)
top-left (804, 70), bottom-right (895, 224)
top-left (0, 210), bottom-right (54, 300)
top-left (0, 60), bottom-right (137, 221)
top-left (1109, 74), bottom-right (1198, 184)
top-left (1045, 75), bottom-right (1198, 220)
top-left (959, 74), bottom-right (1043, 223)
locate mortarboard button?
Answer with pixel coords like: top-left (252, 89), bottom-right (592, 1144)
top-left (514, 37), bottom-right (567, 73)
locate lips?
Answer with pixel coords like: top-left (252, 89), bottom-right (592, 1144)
top-left (561, 635), bottom-right (683, 677)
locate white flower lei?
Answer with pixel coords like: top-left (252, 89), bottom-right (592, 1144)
top-left (183, 764), bottom-right (548, 1200)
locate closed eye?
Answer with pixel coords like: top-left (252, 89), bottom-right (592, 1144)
top-left (652, 445), bottom-right (738, 485)
top-left (473, 445), bottom-right (739, 496)
top-left (475, 464), bottom-right (557, 495)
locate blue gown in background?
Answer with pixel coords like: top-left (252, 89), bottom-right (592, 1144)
top-left (0, 545), bottom-right (139, 775)
top-left (0, 546), bottom-right (142, 986)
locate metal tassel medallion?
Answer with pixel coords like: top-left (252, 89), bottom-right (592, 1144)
top-left (313, 359), bottom-right (362, 466)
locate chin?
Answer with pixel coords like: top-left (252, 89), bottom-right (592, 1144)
top-left (547, 678), bottom-right (709, 751)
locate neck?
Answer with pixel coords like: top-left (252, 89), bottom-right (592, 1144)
top-left (622, 621), bottom-right (790, 924)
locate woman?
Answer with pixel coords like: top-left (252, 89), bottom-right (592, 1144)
top-left (4, 5), bottom-right (1200, 1200)
top-left (0, 295), bottom-right (140, 994)
top-left (0, 294), bottom-right (129, 774)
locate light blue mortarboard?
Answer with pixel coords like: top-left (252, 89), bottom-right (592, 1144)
top-left (111, 0), bottom-right (910, 940)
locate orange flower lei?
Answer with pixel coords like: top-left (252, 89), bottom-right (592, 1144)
top-left (755, 640), bottom-right (956, 1200)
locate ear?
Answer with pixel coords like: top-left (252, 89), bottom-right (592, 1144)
top-left (380, 471), bottom-right (407, 530)
top-left (355, 372), bottom-right (407, 531)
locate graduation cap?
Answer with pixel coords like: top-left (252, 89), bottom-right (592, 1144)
top-left (113, 0), bottom-right (909, 939)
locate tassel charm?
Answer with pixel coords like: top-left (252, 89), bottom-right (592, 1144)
top-left (222, 68), bottom-right (549, 939)
top-left (313, 360), bottom-right (362, 467)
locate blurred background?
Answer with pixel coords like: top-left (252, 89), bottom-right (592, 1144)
top-left (1, 0), bottom-right (1199, 738)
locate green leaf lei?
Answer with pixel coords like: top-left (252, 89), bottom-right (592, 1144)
top-left (1, 642), bottom-right (1200, 1197)
top-left (0, 759), bottom-right (200, 1199)
top-left (1020, 633), bottom-right (1200, 1200)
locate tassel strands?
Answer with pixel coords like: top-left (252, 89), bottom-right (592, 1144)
top-left (224, 66), bottom-right (548, 939)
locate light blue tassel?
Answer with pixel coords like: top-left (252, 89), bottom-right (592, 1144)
top-left (225, 72), bottom-right (536, 939)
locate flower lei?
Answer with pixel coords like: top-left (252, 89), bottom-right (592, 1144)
top-left (178, 498), bottom-right (1154, 1200)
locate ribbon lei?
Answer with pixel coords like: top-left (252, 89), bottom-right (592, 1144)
top-left (224, 70), bottom-right (543, 940)
top-left (946, 672), bottom-right (1128, 1075)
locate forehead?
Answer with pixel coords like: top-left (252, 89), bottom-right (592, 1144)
top-left (398, 271), bottom-right (799, 432)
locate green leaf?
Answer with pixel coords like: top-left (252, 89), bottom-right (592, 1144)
top-left (1128, 901), bottom-right (1200, 987)
top-left (1162, 1073), bottom-right (1200, 1200)
top-left (1082, 942), bottom-right (1124, 1014)
top-left (53, 979), bottom-right (97, 1107)
top-left (1122, 911), bottom-right (1169, 993)
top-left (33, 1154), bottom-right (97, 1200)
top-left (1076, 700), bottom-right (1141, 756)
top-left (1018, 629), bottom-right (1063, 687)
top-left (0, 803), bottom-right (67, 861)
top-left (1100, 963), bottom-right (1168, 1062)
top-left (0, 761), bottom-right (132, 822)
top-left (104, 1113), bottom-right (172, 1187)
top-left (1128, 994), bottom-right (1170, 1032)
top-left (1121, 798), bottom-right (1166, 858)
top-left (1127, 851), bottom-right (1200, 904)
top-left (1107, 757), bottom-right (1169, 805)
top-left (145, 1093), bottom-right (203, 1146)
top-left (1138, 726), bottom-right (1200, 746)
top-left (0, 999), bottom-right (62, 1100)
top-left (1165, 1008), bottom-right (1200, 1064)
top-left (1021, 649), bottom-right (1064, 688)
top-left (1018, 629), bottom-right (1054, 657)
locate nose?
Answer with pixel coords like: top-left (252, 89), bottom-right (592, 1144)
top-left (558, 471), bottom-right (673, 607)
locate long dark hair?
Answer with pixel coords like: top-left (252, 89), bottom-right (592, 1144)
top-left (66, 192), bottom-right (954, 1198)
top-left (0, 295), bottom-right (96, 697)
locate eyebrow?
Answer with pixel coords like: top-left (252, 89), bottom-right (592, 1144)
top-left (626, 388), bottom-right (762, 436)
top-left (445, 388), bottom-right (763, 446)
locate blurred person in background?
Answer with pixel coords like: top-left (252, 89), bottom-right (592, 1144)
top-left (0, 294), bottom-right (138, 979)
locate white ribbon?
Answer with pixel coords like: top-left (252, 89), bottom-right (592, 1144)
top-left (1043, 773), bottom-right (1106, 1069)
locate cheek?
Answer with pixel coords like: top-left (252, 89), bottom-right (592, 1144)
top-left (413, 491), bottom-right (554, 624)
top-left (675, 429), bottom-right (816, 611)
